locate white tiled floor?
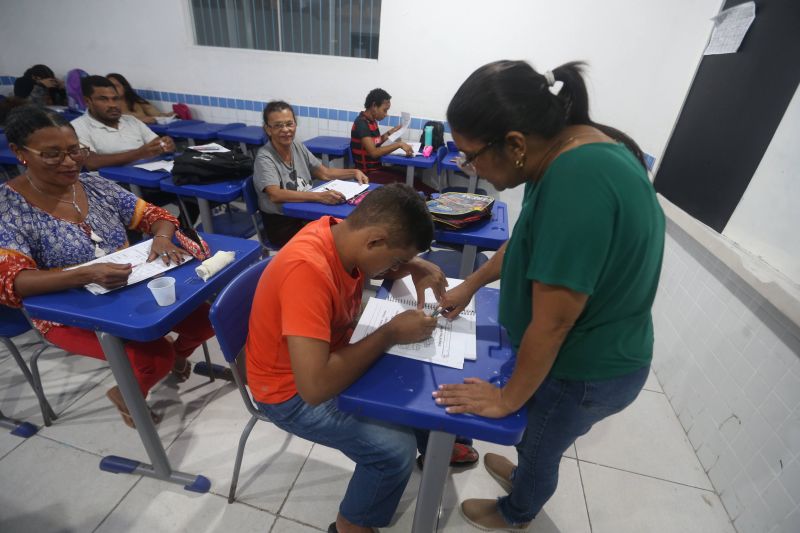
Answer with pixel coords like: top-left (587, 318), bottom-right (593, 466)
top-left (0, 331), bottom-right (737, 533)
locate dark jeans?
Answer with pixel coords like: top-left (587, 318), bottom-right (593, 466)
top-left (498, 365), bottom-right (650, 524)
top-left (260, 212), bottom-right (307, 248)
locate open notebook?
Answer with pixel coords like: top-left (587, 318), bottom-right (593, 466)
top-left (311, 179), bottom-right (369, 200)
top-left (350, 277), bottom-right (476, 369)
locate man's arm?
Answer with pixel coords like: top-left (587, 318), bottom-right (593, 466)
top-left (288, 309), bottom-right (436, 405)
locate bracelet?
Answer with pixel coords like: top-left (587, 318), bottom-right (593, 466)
top-left (153, 234), bottom-right (172, 239)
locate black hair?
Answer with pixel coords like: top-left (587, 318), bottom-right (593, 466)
top-left (13, 77), bottom-right (34, 99)
top-left (262, 100), bottom-right (296, 125)
top-left (81, 75), bottom-right (116, 98)
top-left (106, 72), bottom-right (148, 111)
top-left (364, 88), bottom-right (391, 110)
top-left (4, 105), bottom-right (72, 146)
top-left (347, 183), bottom-right (433, 252)
top-left (446, 60), bottom-right (645, 168)
top-left (23, 64), bottom-right (55, 80)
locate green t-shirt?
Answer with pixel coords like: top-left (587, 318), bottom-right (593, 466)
top-left (499, 143), bottom-right (665, 380)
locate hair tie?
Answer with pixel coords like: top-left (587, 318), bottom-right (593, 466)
top-left (544, 71), bottom-right (556, 87)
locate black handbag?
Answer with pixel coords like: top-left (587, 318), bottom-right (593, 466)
top-left (171, 148), bottom-right (254, 185)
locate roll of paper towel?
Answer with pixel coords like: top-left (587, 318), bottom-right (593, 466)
top-left (195, 250), bottom-right (236, 281)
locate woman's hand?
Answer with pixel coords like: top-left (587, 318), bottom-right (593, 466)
top-left (84, 263), bottom-right (134, 290)
top-left (432, 378), bottom-right (514, 418)
top-left (406, 258), bottom-right (447, 306)
top-left (353, 170), bottom-right (369, 184)
top-left (438, 281), bottom-right (477, 320)
top-left (317, 190), bottom-right (346, 205)
top-left (148, 236), bottom-right (189, 266)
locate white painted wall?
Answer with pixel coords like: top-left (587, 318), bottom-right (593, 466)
top-left (724, 86), bottom-right (800, 285)
top-left (0, 0), bottom-right (721, 227)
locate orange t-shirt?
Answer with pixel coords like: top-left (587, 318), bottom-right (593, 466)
top-left (245, 216), bottom-right (364, 404)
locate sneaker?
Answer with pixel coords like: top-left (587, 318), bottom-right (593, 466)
top-left (484, 453), bottom-right (514, 494)
top-left (459, 499), bottom-right (530, 531)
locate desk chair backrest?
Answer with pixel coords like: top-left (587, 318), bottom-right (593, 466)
top-left (435, 145), bottom-right (449, 176)
top-left (242, 176), bottom-right (278, 251)
top-left (209, 257), bottom-right (272, 414)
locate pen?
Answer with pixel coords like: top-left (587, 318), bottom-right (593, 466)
top-left (429, 307), bottom-right (441, 319)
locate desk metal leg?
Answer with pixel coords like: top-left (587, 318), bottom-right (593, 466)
top-left (468, 174), bottom-right (478, 194)
top-left (95, 332), bottom-right (210, 492)
top-left (412, 430), bottom-right (455, 533)
top-left (458, 245), bottom-right (478, 279)
top-left (405, 166), bottom-right (414, 187)
top-left (322, 154), bottom-right (330, 166)
top-left (238, 141), bottom-right (248, 154)
top-left (130, 184), bottom-right (144, 197)
top-left (198, 198), bottom-right (214, 233)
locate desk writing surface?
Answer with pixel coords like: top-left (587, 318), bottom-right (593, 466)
top-left (381, 152), bottom-right (438, 169)
top-left (168, 122), bottom-right (245, 140)
top-left (217, 126), bottom-right (267, 146)
top-left (149, 119), bottom-right (204, 136)
top-left (338, 285), bottom-right (525, 445)
top-left (99, 166), bottom-right (170, 188)
top-left (159, 176), bottom-right (248, 203)
top-left (433, 201), bottom-right (508, 250)
top-left (282, 183), bottom-right (380, 220)
top-left (303, 136), bottom-right (351, 155)
top-left (23, 234), bottom-right (261, 342)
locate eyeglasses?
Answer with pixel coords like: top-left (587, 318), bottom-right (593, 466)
top-left (454, 141), bottom-right (498, 177)
top-left (268, 121), bottom-right (296, 130)
top-left (22, 145), bottom-right (90, 166)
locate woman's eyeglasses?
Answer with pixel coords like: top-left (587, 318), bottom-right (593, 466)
top-left (453, 141), bottom-right (497, 177)
top-left (22, 145), bottom-right (90, 166)
top-left (268, 121), bottom-right (296, 130)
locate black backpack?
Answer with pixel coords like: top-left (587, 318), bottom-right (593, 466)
top-left (172, 148), bottom-right (254, 185)
top-left (419, 120), bottom-right (445, 149)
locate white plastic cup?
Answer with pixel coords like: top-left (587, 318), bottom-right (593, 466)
top-left (147, 277), bottom-right (176, 306)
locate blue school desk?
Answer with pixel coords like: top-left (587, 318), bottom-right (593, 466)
top-left (149, 119), bottom-right (204, 137)
top-left (302, 135), bottom-right (351, 166)
top-left (0, 133), bottom-right (7, 148)
top-left (160, 176), bottom-right (253, 236)
top-left (167, 122), bottom-right (246, 145)
top-left (338, 283), bottom-right (525, 532)
top-left (217, 125), bottom-right (267, 156)
top-left (98, 164), bottom-right (170, 197)
top-left (22, 233), bottom-right (262, 492)
top-left (380, 151), bottom-right (440, 187)
top-left (0, 147), bottom-right (17, 165)
top-left (283, 190), bottom-right (508, 278)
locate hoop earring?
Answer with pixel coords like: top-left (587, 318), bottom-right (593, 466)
top-left (514, 154), bottom-right (526, 169)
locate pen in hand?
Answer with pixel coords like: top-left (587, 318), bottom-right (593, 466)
top-left (428, 307), bottom-right (441, 319)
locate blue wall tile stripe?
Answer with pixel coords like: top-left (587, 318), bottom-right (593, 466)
top-left (119, 82), bottom-right (454, 133)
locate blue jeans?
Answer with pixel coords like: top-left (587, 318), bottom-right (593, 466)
top-left (498, 365), bottom-right (650, 525)
top-left (256, 395), bottom-right (417, 527)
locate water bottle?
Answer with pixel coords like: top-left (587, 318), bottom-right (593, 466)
top-left (424, 125), bottom-right (433, 147)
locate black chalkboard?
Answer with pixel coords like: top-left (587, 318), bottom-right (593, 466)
top-left (654, 0), bottom-right (800, 232)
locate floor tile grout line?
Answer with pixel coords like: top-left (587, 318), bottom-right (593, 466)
top-left (0, 433), bottom-right (28, 462)
top-left (575, 457), bottom-right (594, 533)
top-left (275, 442), bottom-right (317, 518)
top-left (576, 457), bottom-right (717, 492)
top-left (91, 474), bottom-right (145, 533)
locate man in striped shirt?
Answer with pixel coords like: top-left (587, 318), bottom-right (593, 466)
top-left (350, 88), bottom-right (413, 183)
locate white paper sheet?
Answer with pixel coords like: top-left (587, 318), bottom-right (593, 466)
top-left (66, 239), bottom-right (191, 295)
top-left (705, 2), bottom-right (756, 56)
top-left (190, 142), bottom-right (230, 153)
top-left (386, 111), bottom-right (412, 143)
top-left (311, 179), bottom-right (369, 200)
top-left (134, 160), bottom-right (174, 172)
top-left (350, 297), bottom-right (475, 369)
top-left (388, 142), bottom-right (422, 157)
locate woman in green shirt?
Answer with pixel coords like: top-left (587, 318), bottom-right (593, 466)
top-left (432, 60), bottom-right (665, 530)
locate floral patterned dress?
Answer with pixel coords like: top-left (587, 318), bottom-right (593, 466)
top-left (0, 172), bottom-right (178, 333)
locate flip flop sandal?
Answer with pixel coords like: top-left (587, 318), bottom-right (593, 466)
top-left (416, 442), bottom-right (479, 469)
top-left (171, 357), bottom-right (192, 382)
top-left (106, 389), bottom-right (162, 429)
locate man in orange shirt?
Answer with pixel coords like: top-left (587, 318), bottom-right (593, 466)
top-left (247, 184), bottom-right (450, 533)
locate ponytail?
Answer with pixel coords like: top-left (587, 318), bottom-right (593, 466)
top-left (448, 60), bottom-right (646, 169)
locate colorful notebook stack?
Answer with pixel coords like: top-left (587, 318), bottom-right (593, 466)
top-left (426, 192), bottom-right (495, 229)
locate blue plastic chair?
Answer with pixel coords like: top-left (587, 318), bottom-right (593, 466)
top-left (241, 176), bottom-right (279, 252)
top-left (1, 306), bottom-right (57, 425)
top-left (208, 257), bottom-right (275, 503)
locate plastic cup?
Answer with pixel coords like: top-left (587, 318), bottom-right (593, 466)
top-left (147, 277), bottom-right (176, 306)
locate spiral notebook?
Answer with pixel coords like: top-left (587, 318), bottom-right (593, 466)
top-left (350, 277), bottom-right (476, 369)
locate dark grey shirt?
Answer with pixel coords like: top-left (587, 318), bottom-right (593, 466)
top-left (253, 140), bottom-right (322, 215)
